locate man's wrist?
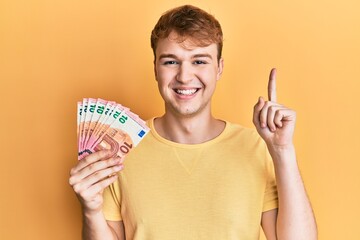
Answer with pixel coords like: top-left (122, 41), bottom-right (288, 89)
top-left (267, 143), bottom-right (297, 166)
top-left (268, 143), bottom-right (295, 154)
top-left (82, 208), bottom-right (104, 220)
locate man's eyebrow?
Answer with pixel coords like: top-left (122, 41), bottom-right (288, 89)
top-left (192, 54), bottom-right (212, 59)
top-left (159, 54), bottom-right (178, 59)
top-left (158, 53), bottom-right (213, 60)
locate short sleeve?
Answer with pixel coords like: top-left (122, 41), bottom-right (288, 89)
top-left (102, 177), bottom-right (122, 221)
top-left (262, 145), bottom-right (279, 212)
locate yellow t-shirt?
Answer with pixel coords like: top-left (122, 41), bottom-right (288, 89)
top-left (103, 118), bottom-right (278, 239)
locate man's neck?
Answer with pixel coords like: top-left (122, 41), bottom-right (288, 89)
top-left (154, 112), bottom-right (226, 144)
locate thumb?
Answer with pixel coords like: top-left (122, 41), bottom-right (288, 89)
top-left (253, 96), bottom-right (265, 128)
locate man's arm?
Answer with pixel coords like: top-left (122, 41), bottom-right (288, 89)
top-left (254, 69), bottom-right (317, 239)
top-left (107, 221), bottom-right (126, 240)
top-left (82, 212), bottom-right (124, 240)
top-left (261, 209), bottom-right (277, 240)
top-left (69, 150), bottom-right (125, 240)
top-left (261, 146), bottom-right (317, 239)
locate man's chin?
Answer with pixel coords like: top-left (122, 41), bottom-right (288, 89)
top-left (165, 101), bottom-right (209, 118)
top-left (171, 106), bottom-right (203, 118)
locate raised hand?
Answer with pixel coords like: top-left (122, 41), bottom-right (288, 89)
top-left (69, 150), bottom-right (124, 214)
top-left (253, 68), bottom-right (296, 149)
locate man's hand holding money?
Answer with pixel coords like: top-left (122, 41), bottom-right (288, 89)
top-left (69, 150), bottom-right (123, 214)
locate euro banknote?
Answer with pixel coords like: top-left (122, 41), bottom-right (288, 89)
top-left (77, 98), bottom-right (150, 160)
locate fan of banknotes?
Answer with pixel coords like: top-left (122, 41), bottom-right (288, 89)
top-left (77, 98), bottom-right (150, 160)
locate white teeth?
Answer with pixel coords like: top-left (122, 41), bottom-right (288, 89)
top-left (175, 89), bottom-right (197, 95)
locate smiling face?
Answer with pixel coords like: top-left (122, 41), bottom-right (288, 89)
top-left (154, 32), bottom-right (224, 118)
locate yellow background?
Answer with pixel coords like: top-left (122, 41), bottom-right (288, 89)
top-left (1, 0), bottom-right (359, 239)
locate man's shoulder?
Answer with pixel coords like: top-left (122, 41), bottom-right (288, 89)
top-left (222, 121), bottom-right (264, 146)
top-left (224, 121), bottom-right (259, 137)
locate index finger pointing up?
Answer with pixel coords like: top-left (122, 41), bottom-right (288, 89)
top-left (268, 68), bottom-right (277, 102)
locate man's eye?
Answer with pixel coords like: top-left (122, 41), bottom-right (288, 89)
top-left (164, 61), bottom-right (178, 65)
top-left (194, 60), bottom-right (206, 65)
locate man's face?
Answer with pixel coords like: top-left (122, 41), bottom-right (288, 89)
top-left (154, 32), bottom-right (224, 117)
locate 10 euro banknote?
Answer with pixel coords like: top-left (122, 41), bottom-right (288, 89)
top-left (77, 98), bottom-right (150, 160)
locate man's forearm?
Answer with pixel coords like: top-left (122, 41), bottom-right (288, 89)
top-left (269, 145), bottom-right (317, 240)
top-left (82, 211), bottom-right (118, 240)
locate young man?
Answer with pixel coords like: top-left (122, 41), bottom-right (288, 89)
top-left (69, 5), bottom-right (317, 240)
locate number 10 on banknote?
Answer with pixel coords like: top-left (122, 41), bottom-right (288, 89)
top-left (77, 98), bottom-right (150, 160)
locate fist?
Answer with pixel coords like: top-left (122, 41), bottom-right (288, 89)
top-left (253, 68), bottom-right (296, 148)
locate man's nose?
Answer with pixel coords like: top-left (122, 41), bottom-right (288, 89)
top-left (176, 63), bottom-right (194, 83)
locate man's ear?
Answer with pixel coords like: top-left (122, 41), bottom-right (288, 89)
top-left (153, 59), bottom-right (158, 81)
top-left (217, 58), bottom-right (224, 81)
